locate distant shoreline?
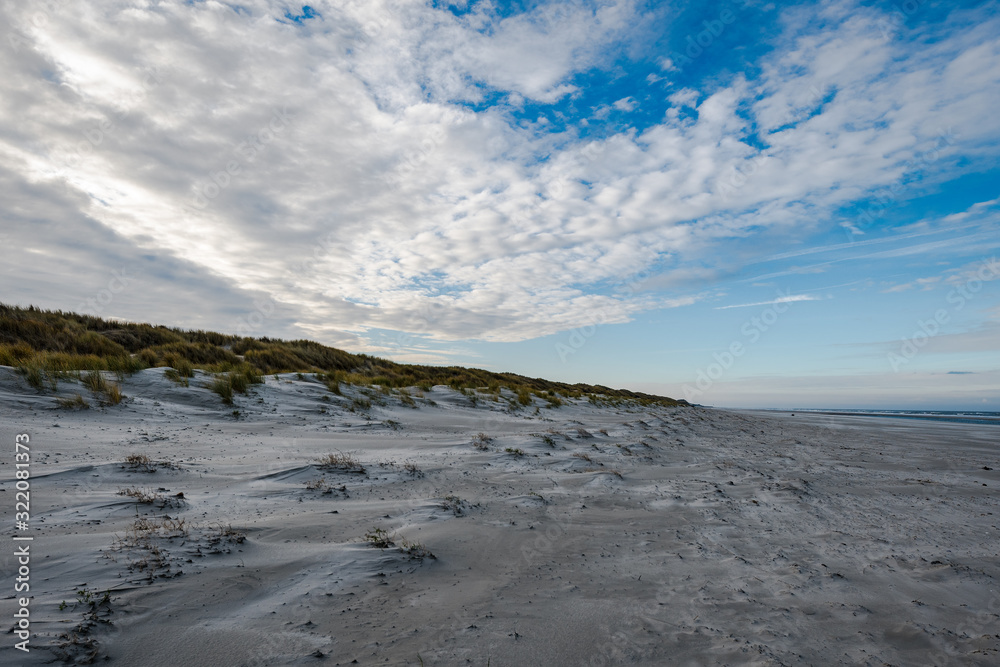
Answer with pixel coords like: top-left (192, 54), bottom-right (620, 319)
top-left (737, 408), bottom-right (1000, 426)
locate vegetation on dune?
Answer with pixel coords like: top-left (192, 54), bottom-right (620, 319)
top-left (0, 303), bottom-right (685, 406)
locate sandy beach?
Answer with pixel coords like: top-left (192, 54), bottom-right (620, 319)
top-left (1, 368), bottom-right (997, 666)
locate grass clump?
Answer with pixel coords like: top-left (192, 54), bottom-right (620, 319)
top-left (364, 527), bottom-right (394, 549)
top-left (81, 371), bottom-right (123, 405)
top-left (18, 361), bottom-right (52, 392)
top-left (364, 528), bottom-right (435, 560)
top-left (57, 393), bottom-right (90, 410)
top-left (505, 447), bottom-right (525, 457)
top-left (398, 388), bottom-right (416, 407)
top-left (472, 432), bottom-right (493, 451)
top-left (317, 451), bottom-right (366, 474)
top-left (210, 375), bottom-right (233, 403)
top-left (164, 358), bottom-right (194, 386)
top-left (116, 486), bottom-right (183, 508)
top-left (304, 477), bottom-right (329, 491)
top-left (103, 382), bottom-right (123, 405)
top-left (399, 539), bottom-right (436, 560)
top-left (350, 395), bottom-right (372, 412)
top-left (303, 477), bottom-right (346, 495)
top-left (123, 453), bottom-right (152, 470)
top-left (210, 524), bottom-right (246, 545)
top-left (60, 588), bottom-right (112, 614)
top-left (441, 495), bottom-right (467, 516)
top-left (116, 486), bottom-right (163, 504)
top-left (120, 453), bottom-right (176, 473)
top-left (535, 434), bottom-right (556, 447)
top-left (515, 386), bottom-right (533, 406)
top-left (208, 363), bottom-right (262, 404)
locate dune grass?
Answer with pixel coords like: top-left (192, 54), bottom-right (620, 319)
top-left (0, 303), bottom-right (684, 407)
top-left (208, 363), bottom-right (264, 404)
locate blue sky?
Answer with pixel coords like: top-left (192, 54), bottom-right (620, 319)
top-left (1, 0), bottom-right (998, 409)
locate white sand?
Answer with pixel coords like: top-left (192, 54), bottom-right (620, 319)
top-left (1, 367), bottom-right (998, 665)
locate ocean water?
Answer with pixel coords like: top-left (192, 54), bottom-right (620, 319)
top-left (773, 408), bottom-right (1000, 426)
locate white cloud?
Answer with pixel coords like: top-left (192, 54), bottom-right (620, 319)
top-left (2, 0), bottom-right (999, 353)
top-left (714, 294), bottom-right (822, 310)
top-left (612, 96), bottom-right (637, 111)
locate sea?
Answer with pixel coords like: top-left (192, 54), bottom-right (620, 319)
top-left (760, 408), bottom-right (1000, 426)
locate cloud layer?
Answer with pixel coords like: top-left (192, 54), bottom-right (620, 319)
top-left (3, 0), bottom-right (999, 354)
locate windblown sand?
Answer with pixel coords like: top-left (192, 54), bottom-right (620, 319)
top-left (1, 368), bottom-right (997, 666)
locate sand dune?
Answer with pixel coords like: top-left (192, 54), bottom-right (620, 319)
top-left (1, 368), bottom-right (998, 665)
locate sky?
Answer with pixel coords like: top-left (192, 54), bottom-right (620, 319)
top-left (1, 0), bottom-right (998, 410)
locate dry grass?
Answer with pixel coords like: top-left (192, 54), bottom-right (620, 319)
top-left (317, 451), bottom-right (366, 474)
top-left (303, 477), bottom-right (347, 495)
top-left (122, 453), bottom-right (154, 473)
top-left (504, 447), bottom-right (525, 457)
top-left (116, 486), bottom-right (183, 508)
top-left (364, 528), bottom-right (435, 560)
top-left (472, 432), bottom-right (493, 450)
top-left (108, 516), bottom-right (187, 581)
top-left (103, 381), bottom-right (123, 405)
top-left (364, 527), bottom-right (394, 549)
top-left (535, 433), bottom-right (556, 447)
top-left (120, 453), bottom-right (176, 473)
top-left (441, 494), bottom-right (468, 516)
top-left (210, 524), bottom-right (246, 545)
top-left (399, 539), bottom-right (436, 560)
top-left (573, 452), bottom-right (594, 463)
top-left (304, 477), bottom-right (330, 491)
top-left (54, 588), bottom-right (115, 663)
top-left (56, 393), bottom-right (90, 410)
top-left (117, 486), bottom-right (161, 503)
